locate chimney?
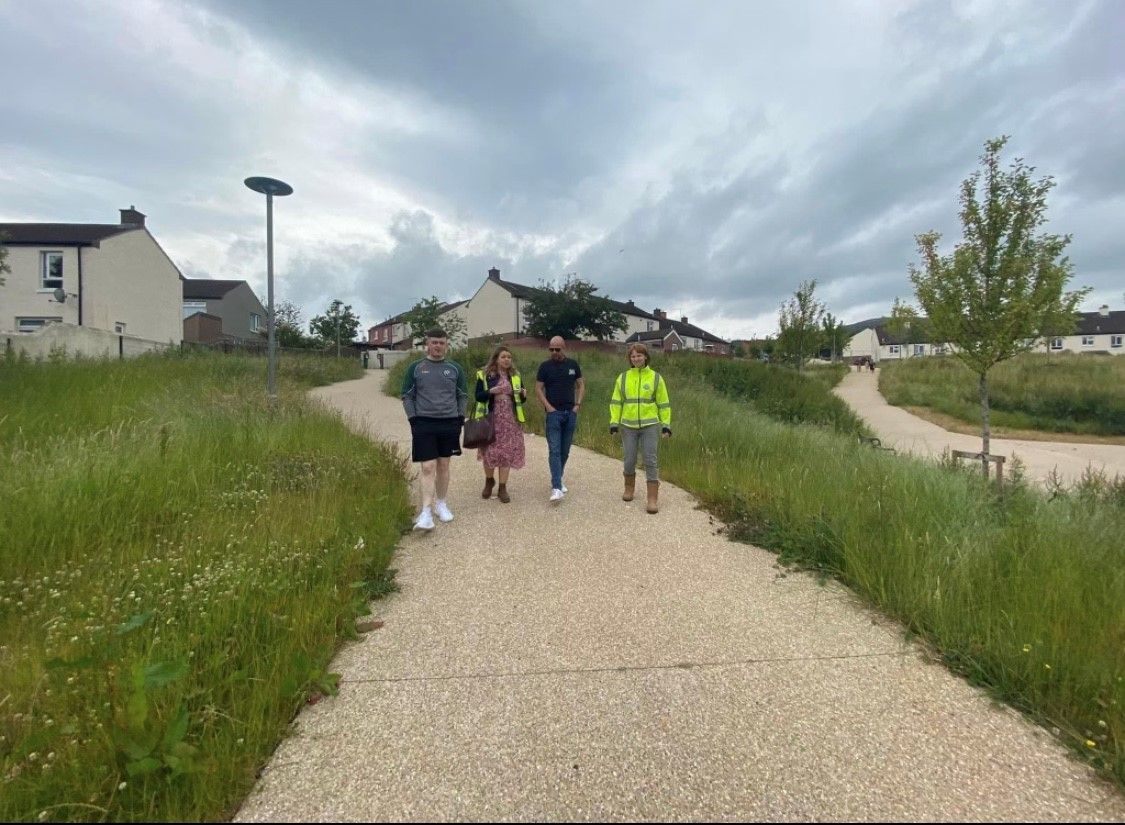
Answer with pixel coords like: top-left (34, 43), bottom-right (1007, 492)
top-left (626, 299), bottom-right (634, 307)
top-left (119, 206), bottom-right (146, 227)
top-left (653, 308), bottom-right (667, 320)
top-left (680, 316), bottom-right (688, 324)
top-left (1100, 304), bottom-right (1110, 317)
top-left (488, 267), bottom-right (501, 282)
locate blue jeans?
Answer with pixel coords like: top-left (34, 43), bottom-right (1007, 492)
top-left (545, 409), bottom-right (577, 490)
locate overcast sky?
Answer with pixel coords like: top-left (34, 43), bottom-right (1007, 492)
top-left (2, 0), bottom-right (1121, 338)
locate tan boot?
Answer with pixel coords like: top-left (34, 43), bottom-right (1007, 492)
top-left (623, 474), bottom-right (636, 502)
top-left (497, 484), bottom-right (510, 503)
top-left (646, 481), bottom-right (660, 514)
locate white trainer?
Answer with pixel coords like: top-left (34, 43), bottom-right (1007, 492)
top-left (560, 482), bottom-right (568, 494)
top-left (413, 508), bottom-right (435, 531)
top-left (434, 500), bottom-right (454, 523)
top-left (549, 488), bottom-right (564, 503)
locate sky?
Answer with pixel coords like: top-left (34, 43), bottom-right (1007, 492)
top-left (2, 0), bottom-right (1122, 340)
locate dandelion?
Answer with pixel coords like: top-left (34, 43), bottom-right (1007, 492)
top-left (1021, 644), bottom-right (1031, 653)
top-left (1043, 664), bottom-right (1051, 670)
top-left (1085, 739), bottom-right (1097, 749)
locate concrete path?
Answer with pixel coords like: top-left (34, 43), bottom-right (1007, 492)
top-left (834, 370), bottom-right (1125, 487)
top-left (236, 371), bottom-right (1124, 822)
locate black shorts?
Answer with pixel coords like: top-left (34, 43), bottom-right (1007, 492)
top-left (410, 417), bottom-right (463, 462)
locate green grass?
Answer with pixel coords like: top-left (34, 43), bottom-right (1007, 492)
top-left (392, 346), bottom-right (1125, 785)
top-left (879, 353), bottom-right (1125, 436)
top-left (0, 351), bottom-right (412, 822)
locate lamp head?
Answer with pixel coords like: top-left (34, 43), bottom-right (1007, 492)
top-left (244, 176), bottom-right (293, 197)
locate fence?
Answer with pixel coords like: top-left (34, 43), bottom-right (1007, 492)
top-left (2, 323), bottom-right (172, 361)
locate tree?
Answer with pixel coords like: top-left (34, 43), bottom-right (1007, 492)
top-left (309, 299), bottom-right (361, 357)
top-left (820, 312), bottom-right (848, 362)
top-left (885, 297), bottom-right (928, 358)
top-left (775, 279), bottom-right (825, 371)
top-left (0, 231), bottom-right (10, 287)
top-left (400, 296), bottom-right (467, 347)
top-left (908, 136), bottom-right (1089, 475)
top-left (273, 300), bottom-right (310, 349)
top-left (522, 275), bottom-right (628, 341)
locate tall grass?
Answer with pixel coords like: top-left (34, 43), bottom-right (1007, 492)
top-left (0, 351), bottom-right (412, 822)
top-left (880, 353), bottom-right (1125, 436)
top-left (392, 346), bottom-right (1125, 784)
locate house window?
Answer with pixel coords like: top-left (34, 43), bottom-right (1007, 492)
top-left (1082, 336), bottom-right (1095, 346)
top-left (933, 344), bottom-right (946, 354)
top-left (889, 345), bottom-right (901, 355)
top-left (114, 322), bottom-right (127, 334)
top-left (646, 321), bottom-right (653, 332)
top-left (182, 301), bottom-right (207, 319)
top-left (41, 252), bottom-right (63, 289)
top-left (250, 313), bottom-right (262, 332)
top-left (1112, 335), bottom-right (1122, 348)
top-left (1050, 338), bottom-right (1063, 350)
top-left (17, 317), bottom-right (62, 333)
top-left (914, 344), bottom-right (926, 356)
top-left (693, 338), bottom-right (701, 349)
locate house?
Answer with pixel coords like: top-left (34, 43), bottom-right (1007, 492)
top-left (366, 299), bottom-right (468, 350)
top-left (843, 306), bottom-right (1125, 363)
top-left (624, 328), bottom-right (687, 352)
top-left (0, 206), bottom-right (182, 343)
top-left (642, 310), bottom-right (731, 355)
top-left (181, 278), bottom-right (267, 345)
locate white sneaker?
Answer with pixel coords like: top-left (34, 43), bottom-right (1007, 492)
top-left (413, 508), bottom-right (435, 531)
top-left (549, 488), bottom-right (564, 503)
top-left (434, 500), bottom-right (454, 523)
top-left (560, 482), bottom-right (568, 494)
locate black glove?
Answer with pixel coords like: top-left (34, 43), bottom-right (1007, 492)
top-left (662, 427), bottom-right (672, 437)
top-left (609, 425), bottom-right (618, 435)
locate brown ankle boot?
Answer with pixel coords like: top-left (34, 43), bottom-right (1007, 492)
top-left (646, 481), bottom-right (660, 514)
top-left (482, 477), bottom-right (495, 499)
top-left (497, 484), bottom-right (510, 503)
top-left (623, 474), bottom-right (636, 502)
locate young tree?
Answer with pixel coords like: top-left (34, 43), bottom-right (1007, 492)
top-left (820, 312), bottom-right (848, 362)
top-left (400, 296), bottom-right (468, 347)
top-left (775, 279), bottom-right (825, 371)
top-left (909, 136), bottom-right (1089, 474)
top-left (273, 300), bottom-right (309, 348)
top-left (0, 231), bottom-right (10, 287)
top-left (885, 297), bottom-right (928, 358)
top-left (522, 275), bottom-right (628, 341)
top-left (309, 299), bottom-right (361, 357)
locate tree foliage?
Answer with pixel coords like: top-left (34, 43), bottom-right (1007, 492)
top-left (522, 275), bottom-right (627, 341)
top-left (820, 312), bottom-right (848, 362)
top-left (309, 299), bottom-right (361, 355)
top-left (273, 300), bottom-right (312, 348)
top-left (908, 135), bottom-right (1089, 469)
top-left (0, 231), bottom-right (10, 287)
top-left (400, 296), bottom-right (468, 346)
top-left (775, 279), bottom-right (825, 371)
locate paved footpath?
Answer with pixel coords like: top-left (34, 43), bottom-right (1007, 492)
top-left (237, 370), bottom-right (1124, 822)
top-left (834, 370), bottom-right (1125, 487)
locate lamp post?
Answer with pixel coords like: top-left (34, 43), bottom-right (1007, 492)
top-left (244, 176), bottom-right (293, 404)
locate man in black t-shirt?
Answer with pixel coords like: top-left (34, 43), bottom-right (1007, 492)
top-left (535, 336), bottom-right (584, 502)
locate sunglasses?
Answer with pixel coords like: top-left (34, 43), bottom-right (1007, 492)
top-left (548, 347), bottom-right (561, 352)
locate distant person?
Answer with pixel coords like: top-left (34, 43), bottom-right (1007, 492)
top-left (472, 346), bottom-right (528, 503)
top-left (535, 336), bottom-right (584, 503)
top-left (401, 328), bottom-right (469, 531)
top-left (609, 343), bottom-right (672, 514)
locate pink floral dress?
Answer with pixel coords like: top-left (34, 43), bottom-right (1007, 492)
top-left (478, 374), bottom-right (526, 470)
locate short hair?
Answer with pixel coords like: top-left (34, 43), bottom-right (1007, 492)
top-left (425, 327), bottom-right (447, 341)
top-left (627, 342), bottom-right (650, 366)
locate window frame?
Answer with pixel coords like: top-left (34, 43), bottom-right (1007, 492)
top-left (249, 312), bottom-right (262, 332)
top-left (1050, 338), bottom-right (1064, 351)
top-left (182, 301), bottom-right (208, 319)
top-left (17, 316), bottom-right (63, 333)
top-left (1082, 335), bottom-right (1095, 347)
top-left (1111, 335), bottom-right (1123, 349)
top-left (40, 251), bottom-right (64, 290)
top-left (888, 344), bottom-right (901, 355)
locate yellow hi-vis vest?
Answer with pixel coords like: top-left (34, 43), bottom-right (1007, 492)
top-left (473, 369), bottom-right (526, 423)
top-left (609, 366), bottom-right (671, 429)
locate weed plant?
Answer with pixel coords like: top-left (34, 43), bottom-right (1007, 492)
top-left (880, 353), bottom-right (1125, 436)
top-left (0, 351), bottom-right (412, 821)
top-left (391, 345), bottom-right (1124, 785)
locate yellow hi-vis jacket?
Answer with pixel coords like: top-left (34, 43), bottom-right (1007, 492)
top-left (609, 366), bottom-right (671, 429)
top-left (472, 369), bottom-right (526, 423)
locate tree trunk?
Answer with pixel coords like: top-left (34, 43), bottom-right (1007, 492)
top-left (979, 372), bottom-right (990, 477)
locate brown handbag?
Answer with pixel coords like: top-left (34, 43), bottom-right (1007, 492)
top-left (462, 414), bottom-right (495, 449)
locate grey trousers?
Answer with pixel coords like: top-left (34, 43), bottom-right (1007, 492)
top-left (621, 424), bottom-right (661, 482)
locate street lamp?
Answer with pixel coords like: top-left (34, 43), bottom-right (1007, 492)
top-left (244, 176), bottom-right (293, 404)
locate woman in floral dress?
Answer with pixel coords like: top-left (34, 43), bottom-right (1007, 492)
top-left (472, 346), bottom-right (527, 503)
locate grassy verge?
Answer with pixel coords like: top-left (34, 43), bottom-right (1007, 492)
top-left (0, 351), bottom-right (412, 822)
top-left (879, 353), bottom-right (1125, 437)
top-left (391, 346), bottom-right (1125, 786)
